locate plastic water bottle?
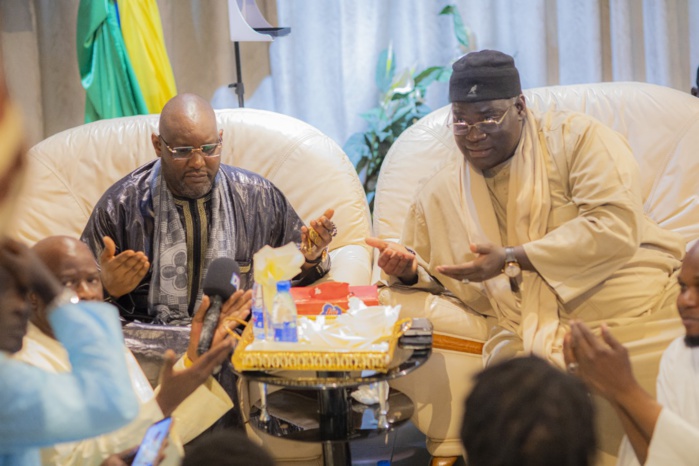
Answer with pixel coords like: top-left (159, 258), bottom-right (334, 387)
top-left (270, 280), bottom-right (298, 343)
top-left (251, 282), bottom-right (265, 340)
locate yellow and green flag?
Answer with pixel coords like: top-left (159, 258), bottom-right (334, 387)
top-left (76, 0), bottom-right (176, 123)
top-left (117, 0), bottom-right (177, 114)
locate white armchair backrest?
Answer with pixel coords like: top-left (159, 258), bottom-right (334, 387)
top-left (373, 82), bottom-right (699, 272)
top-left (13, 108), bottom-right (373, 285)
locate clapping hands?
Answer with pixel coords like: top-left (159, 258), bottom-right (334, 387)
top-left (99, 236), bottom-right (150, 298)
top-left (563, 321), bottom-right (636, 401)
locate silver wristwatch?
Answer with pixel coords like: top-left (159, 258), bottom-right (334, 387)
top-left (503, 246), bottom-right (521, 278)
top-left (48, 288), bottom-right (80, 311)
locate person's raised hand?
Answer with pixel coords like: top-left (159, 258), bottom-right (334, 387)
top-left (100, 439), bottom-right (167, 465)
top-left (219, 289), bottom-right (252, 336)
top-left (564, 321), bottom-right (636, 402)
top-left (437, 242), bottom-right (505, 283)
top-left (300, 208), bottom-right (335, 262)
top-left (156, 339), bottom-right (233, 417)
top-left (0, 238), bottom-right (62, 304)
top-left (99, 236), bottom-right (150, 298)
top-left (99, 453), bottom-right (129, 466)
top-left (99, 447), bottom-right (138, 466)
top-left (365, 237), bottom-right (418, 284)
top-left (187, 291), bottom-right (251, 365)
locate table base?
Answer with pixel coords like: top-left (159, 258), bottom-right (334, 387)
top-left (249, 388), bottom-right (413, 465)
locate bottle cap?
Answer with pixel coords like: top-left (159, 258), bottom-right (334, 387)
top-left (276, 280), bottom-right (291, 292)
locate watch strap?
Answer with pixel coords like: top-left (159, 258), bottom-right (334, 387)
top-left (504, 246), bottom-right (517, 265)
top-left (305, 247), bottom-right (328, 264)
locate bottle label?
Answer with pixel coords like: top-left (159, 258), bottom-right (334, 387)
top-left (253, 308), bottom-right (264, 329)
top-left (273, 321), bottom-right (298, 342)
top-left (252, 283), bottom-right (265, 339)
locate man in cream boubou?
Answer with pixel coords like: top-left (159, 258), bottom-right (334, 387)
top-left (368, 50), bottom-right (684, 367)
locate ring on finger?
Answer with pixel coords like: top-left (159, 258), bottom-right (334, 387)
top-left (328, 221), bottom-right (338, 237)
top-left (306, 228), bottom-right (321, 250)
top-left (461, 278), bottom-right (470, 284)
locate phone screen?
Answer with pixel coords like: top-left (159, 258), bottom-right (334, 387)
top-left (131, 417), bottom-right (173, 466)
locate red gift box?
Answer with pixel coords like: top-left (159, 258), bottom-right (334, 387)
top-left (289, 282), bottom-right (379, 315)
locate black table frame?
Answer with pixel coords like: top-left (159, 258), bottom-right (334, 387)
top-left (238, 347), bottom-right (431, 466)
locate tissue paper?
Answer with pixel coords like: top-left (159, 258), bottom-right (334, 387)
top-left (253, 242), bottom-right (305, 312)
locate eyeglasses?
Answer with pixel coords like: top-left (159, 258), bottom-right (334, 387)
top-left (447, 104), bottom-right (514, 135)
top-left (159, 135), bottom-right (222, 160)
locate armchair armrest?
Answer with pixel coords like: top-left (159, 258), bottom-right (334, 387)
top-left (433, 334), bottom-right (483, 355)
top-left (377, 286), bottom-right (489, 342)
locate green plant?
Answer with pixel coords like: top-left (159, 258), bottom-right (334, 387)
top-left (344, 5), bottom-right (471, 210)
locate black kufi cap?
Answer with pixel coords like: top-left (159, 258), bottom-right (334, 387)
top-left (449, 50), bottom-right (522, 103)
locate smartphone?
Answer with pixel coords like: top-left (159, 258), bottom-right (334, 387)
top-left (131, 417), bottom-right (173, 466)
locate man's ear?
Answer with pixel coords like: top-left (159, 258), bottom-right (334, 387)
top-left (515, 94), bottom-right (527, 118)
top-left (151, 133), bottom-right (162, 158)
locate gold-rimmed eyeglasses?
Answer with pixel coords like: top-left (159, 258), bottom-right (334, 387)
top-left (159, 135), bottom-right (222, 160)
top-left (447, 104), bottom-right (515, 136)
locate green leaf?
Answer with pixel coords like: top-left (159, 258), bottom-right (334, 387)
top-left (435, 67), bottom-right (453, 82)
top-left (414, 66), bottom-right (443, 88)
top-left (375, 127), bottom-right (393, 142)
top-left (375, 46), bottom-right (396, 93)
top-left (346, 5), bottom-right (475, 210)
top-left (343, 132), bottom-right (371, 166)
top-left (355, 156), bottom-right (369, 174)
top-left (359, 107), bottom-right (385, 129)
top-left (415, 103), bottom-right (432, 118)
top-left (390, 90), bottom-right (415, 101)
top-left (383, 68), bottom-right (415, 105)
top-left (440, 4), bottom-right (469, 49)
top-left (392, 104), bottom-right (414, 124)
top-left (414, 67), bottom-right (453, 94)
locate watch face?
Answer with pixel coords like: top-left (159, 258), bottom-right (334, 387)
top-left (504, 262), bottom-right (521, 278)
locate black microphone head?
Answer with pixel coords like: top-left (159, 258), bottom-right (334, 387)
top-left (202, 258), bottom-right (240, 300)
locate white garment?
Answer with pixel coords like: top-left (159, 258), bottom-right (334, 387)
top-left (616, 337), bottom-right (699, 465)
top-left (645, 409), bottom-right (699, 466)
top-left (656, 337), bottom-right (699, 426)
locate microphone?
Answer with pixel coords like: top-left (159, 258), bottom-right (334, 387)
top-left (197, 258), bottom-right (241, 356)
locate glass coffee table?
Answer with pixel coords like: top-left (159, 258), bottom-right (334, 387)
top-left (238, 344), bottom-right (431, 466)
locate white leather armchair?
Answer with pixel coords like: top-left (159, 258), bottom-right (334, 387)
top-left (372, 82), bottom-right (699, 465)
top-left (12, 108), bottom-right (372, 285)
top-left (11, 108), bottom-right (373, 465)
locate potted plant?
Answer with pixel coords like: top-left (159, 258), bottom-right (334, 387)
top-left (344, 5), bottom-right (471, 210)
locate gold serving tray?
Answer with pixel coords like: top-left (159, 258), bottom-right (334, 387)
top-left (231, 318), bottom-right (411, 373)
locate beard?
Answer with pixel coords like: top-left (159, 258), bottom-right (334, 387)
top-left (172, 177), bottom-right (213, 199)
top-left (684, 334), bottom-right (699, 348)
